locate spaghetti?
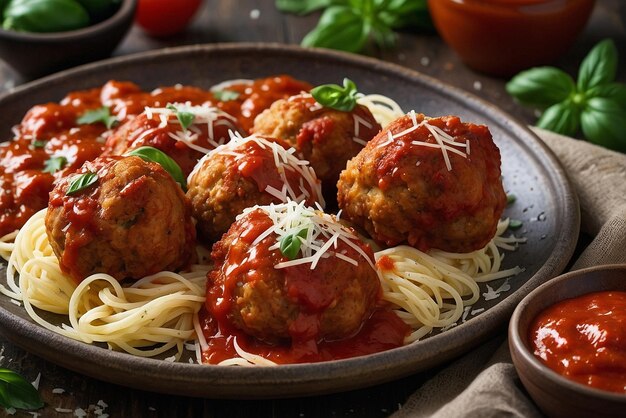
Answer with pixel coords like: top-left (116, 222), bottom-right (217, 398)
top-left (1, 209), bottom-right (208, 360)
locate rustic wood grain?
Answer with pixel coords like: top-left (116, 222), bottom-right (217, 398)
top-left (0, 0), bottom-right (624, 416)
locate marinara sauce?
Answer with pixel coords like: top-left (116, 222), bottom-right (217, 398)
top-left (0, 75), bottom-right (311, 237)
top-left (202, 209), bottom-right (409, 364)
top-left (529, 291), bottom-right (626, 394)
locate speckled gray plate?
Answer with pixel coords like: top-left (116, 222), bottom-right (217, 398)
top-left (0, 43), bottom-right (579, 399)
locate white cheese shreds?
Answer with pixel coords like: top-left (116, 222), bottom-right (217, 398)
top-left (379, 110), bottom-right (471, 171)
top-left (239, 201), bottom-right (376, 272)
top-left (188, 133), bottom-right (324, 208)
top-left (143, 102), bottom-right (240, 153)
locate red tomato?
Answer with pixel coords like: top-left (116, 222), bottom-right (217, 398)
top-left (135, 0), bottom-right (203, 37)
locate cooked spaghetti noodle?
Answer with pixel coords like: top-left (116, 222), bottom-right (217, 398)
top-left (376, 219), bottom-right (525, 342)
top-left (0, 209), bottom-right (208, 359)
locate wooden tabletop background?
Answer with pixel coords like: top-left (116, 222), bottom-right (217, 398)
top-left (0, 1), bottom-right (624, 417)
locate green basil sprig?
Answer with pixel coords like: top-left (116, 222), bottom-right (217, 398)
top-left (0, 368), bottom-right (44, 411)
top-left (506, 39), bottom-right (626, 152)
top-left (276, 0), bottom-right (431, 53)
top-left (126, 146), bottom-right (187, 190)
top-left (311, 78), bottom-right (359, 111)
top-left (66, 172), bottom-right (98, 195)
top-left (77, 106), bottom-right (118, 129)
top-left (213, 90), bottom-right (239, 102)
top-left (279, 228), bottom-right (309, 260)
top-left (31, 139), bottom-right (46, 149)
top-left (166, 104), bottom-right (195, 131)
top-left (43, 155), bottom-right (67, 174)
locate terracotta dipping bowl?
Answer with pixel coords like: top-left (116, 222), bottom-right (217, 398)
top-left (0, 0), bottom-right (136, 78)
top-left (509, 264), bottom-right (626, 418)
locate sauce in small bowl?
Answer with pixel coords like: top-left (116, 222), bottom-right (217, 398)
top-left (428, 0), bottom-right (596, 76)
top-left (530, 291), bottom-right (626, 394)
top-left (509, 264), bottom-right (626, 418)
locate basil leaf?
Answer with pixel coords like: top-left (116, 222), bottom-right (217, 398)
top-left (577, 39), bottom-right (617, 92)
top-left (377, 0), bottom-right (431, 30)
top-left (537, 101), bottom-right (581, 137)
top-left (167, 104), bottom-right (195, 131)
top-left (276, 0), bottom-right (339, 14)
top-left (279, 228), bottom-right (309, 260)
top-left (0, 368), bottom-right (43, 410)
top-left (43, 155), bottom-right (67, 174)
top-left (508, 220), bottom-right (523, 230)
top-left (66, 172), bottom-right (98, 195)
top-left (31, 139), bottom-right (46, 149)
top-left (506, 67), bottom-right (575, 108)
top-left (585, 83), bottom-right (626, 109)
top-left (77, 106), bottom-right (118, 129)
top-left (506, 194), bottom-right (516, 205)
top-left (311, 78), bottom-right (359, 112)
top-left (126, 146), bottom-right (187, 190)
top-left (301, 6), bottom-right (368, 53)
top-left (213, 90), bottom-right (240, 102)
top-left (581, 97), bottom-right (626, 152)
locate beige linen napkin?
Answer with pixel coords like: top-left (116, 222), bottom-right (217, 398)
top-left (393, 128), bottom-right (626, 418)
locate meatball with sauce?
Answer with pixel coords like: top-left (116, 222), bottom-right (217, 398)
top-left (206, 202), bottom-right (381, 345)
top-left (105, 104), bottom-right (243, 176)
top-left (186, 134), bottom-right (324, 243)
top-left (252, 93), bottom-right (381, 195)
top-left (46, 155), bottom-right (196, 282)
top-left (337, 112), bottom-right (507, 253)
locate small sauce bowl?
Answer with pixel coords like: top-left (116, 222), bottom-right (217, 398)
top-left (428, 0), bottom-right (596, 76)
top-left (509, 264), bottom-right (626, 418)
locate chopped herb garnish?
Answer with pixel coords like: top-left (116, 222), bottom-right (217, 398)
top-left (166, 104), bottom-right (195, 131)
top-left (126, 146), bottom-right (186, 190)
top-left (279, 228), bottom-right (309, 260)
top-left (0, 368), bottom-right (44, 410)
top-left (43, 156), bottom-right (67, 174)
top-left (508, 219), bottom-right (523, 230)
top-left (310, 78), bottom-right (359, 112)
top-left (77, 106), bottom-right (118, 129)
top-left (31, 139), bottom-right (46, 149)
top-left (213, 90), bottom-right (240, 101)
top-left (66, 172), bottom-right (98, 195)
top-left (506, 194), bottom-right (516, 205)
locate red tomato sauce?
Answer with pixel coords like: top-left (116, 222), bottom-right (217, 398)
top-left (529, 291), bottom-right (626, 394)
top-left (203, 209), bottom-right (409, 364)
top-left (0, 75), bottom-right (311, 237)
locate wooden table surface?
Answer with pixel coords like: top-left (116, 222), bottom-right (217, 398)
top-left (0, 1), bottom-right (624, 417)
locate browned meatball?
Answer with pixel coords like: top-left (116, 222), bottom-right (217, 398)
top-left (105, 104), bottom-right (243, 176)
top-left (252, 93), bottom-right (381, 194)
top-left (46, 155), bottom-right (196, 282)
top-left (186, 134), bottom-right (324, 243)
top-left (337, 112), bottom-right (506, 253)
top-left (206, 202), bottom-right (381, 344)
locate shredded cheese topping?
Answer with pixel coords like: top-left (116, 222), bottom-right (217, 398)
top-left (143, 102), bottom-right (240, 153)
top-left (239, 201), bottom-right (376, 272)
top-left (188, 133), bottom-right (324, 207)
top-left (381, 110), bottom-right (471, 171)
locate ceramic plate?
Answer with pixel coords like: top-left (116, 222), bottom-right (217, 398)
top-left (0, 44), bottom-right (579, 398)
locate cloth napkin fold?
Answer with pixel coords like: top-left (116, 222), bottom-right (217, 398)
top-left (393, 128), bottom-right (626, 418)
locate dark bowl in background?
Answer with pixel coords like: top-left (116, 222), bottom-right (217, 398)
top-left (428, 0), bottom-right (596, 77)
top-left (509, 264), bottom-right (626, 418)
top-left (0, 0), bottom-right (136, 78)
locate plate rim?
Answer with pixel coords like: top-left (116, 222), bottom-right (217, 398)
top-left (0, 42), bottom-right (580, 399)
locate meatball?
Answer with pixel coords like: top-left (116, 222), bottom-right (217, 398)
top-left (206, 202), bottom-right (381, 344)
top-left (46, 155), bottom-right (196, 282)
top-left (186, 134), bottom-right (324, 243)
top-left (105, 104), bottom-right (243, 176)
top-left (252, 93), bottom-right (381, 195)
top-left (337, 112), bottom-right (506, 253)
